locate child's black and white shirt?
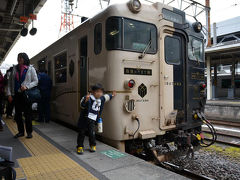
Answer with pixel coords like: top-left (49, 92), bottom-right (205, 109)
top-left (80, 94), bottom-right (113, 121)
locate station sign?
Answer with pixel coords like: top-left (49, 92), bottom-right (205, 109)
top-left (20, 14), bottom-right (37, 23)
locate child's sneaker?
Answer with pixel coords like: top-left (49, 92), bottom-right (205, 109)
top-left (90, 146), bottom-right (96, 152)
top-left (77, 147), bottom-right (84, 154)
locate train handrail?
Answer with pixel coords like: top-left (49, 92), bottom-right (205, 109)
top-left (122, 59), bottom-right (156, 64)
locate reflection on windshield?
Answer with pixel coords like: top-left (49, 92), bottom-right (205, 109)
top-left (124, 19), bottom-right (156, 53)
top-left (106, 17), bottom-right (122, 50)
top-left (188, 37), bottom-right (203, 62)
top-left (106, 17), bottom-right (157, 54)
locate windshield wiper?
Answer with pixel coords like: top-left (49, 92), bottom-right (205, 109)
top-left (139, 31), bottom-right (152, 59)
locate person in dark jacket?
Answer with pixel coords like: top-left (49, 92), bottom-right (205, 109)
top-left (76, 83), bottom-right (116, 154)
top-left (38, 70), bottom-right (52, 123)
top-left (0, 70), bottom-right (5, 131)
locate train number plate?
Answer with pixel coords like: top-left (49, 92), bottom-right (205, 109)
top-left (124, 68), bottom-right (152, 76)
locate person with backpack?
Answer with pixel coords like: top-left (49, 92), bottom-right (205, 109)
top-left (7, 53), bottom-right (38, 138)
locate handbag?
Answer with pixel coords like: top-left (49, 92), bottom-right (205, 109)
top-left (24, 87), bottom-right (41, 103)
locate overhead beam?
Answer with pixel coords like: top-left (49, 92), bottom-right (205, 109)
top-left (2, 0), bottom-right (47, 62)
top-left (10, 0), bottom-right (18, 16)
top-left (0, 28), bottom-right (21, 32)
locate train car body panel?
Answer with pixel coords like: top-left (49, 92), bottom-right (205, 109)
top-left (31, 1), bottom-right (206, 152)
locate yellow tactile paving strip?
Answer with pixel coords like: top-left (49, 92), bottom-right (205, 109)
top-left (15, 167), bottom-right (25, 179)
top-left (18, 154), bottom-right (97, 180)
top-left (5, 119), bottom-right (98, 180)
top-left (6, 119), bottom-right (60, 156)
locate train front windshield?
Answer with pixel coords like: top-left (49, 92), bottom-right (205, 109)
top-left (188, 37), bottom-right (204, 62)
top-left (106, 17), bottom-right (157, 54)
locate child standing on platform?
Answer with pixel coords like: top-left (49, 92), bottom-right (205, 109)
top-left (77, 83), bottom-right (116, 154)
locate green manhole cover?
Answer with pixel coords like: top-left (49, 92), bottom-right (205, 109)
top-left (101, 150), bottom-right (126, 159)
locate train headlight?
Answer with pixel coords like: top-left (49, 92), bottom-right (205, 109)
top-left (124, 79), bottom-right (135, 89)
top-left (193, 22), bottom-right (202, 33)
top-left (128, 0), bottom-right (141, 13)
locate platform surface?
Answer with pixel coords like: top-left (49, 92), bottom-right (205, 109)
top-left (0, 118), bottom-right (189, 180)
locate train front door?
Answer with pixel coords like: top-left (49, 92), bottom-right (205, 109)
top-left (159, 27), bottom-right (186, 130)
top-left (78, 36), bottom-right (88, 111)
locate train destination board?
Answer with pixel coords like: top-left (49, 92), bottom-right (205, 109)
top-left (124, 68), bottom-right (152, 76)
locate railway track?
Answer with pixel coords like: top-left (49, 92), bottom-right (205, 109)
top-left (150, 149), bottom-right (215, 180)
top-left (146, 121), bottom-right (240, 180)
top-left (158, 162), bottom-right (215, 180)
top-left (202, 122), bottom-right (240, 147)
top-left (209, 120), bottom-right (240, 128)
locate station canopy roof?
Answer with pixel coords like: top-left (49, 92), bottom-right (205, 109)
top-left (0, 0), bottom-right (46, 63)
top-left (206, 16), bottom-right (240, 62)
top-left (210, 16), bottom-right (240, 38)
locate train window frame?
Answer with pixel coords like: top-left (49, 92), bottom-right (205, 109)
top-left (94, 23), bottom-right (102, 55)
top-left (162, 8), bottom-right (184, 24)
top-left (188, 36), bottom-right (204, 62)
top-left (54, 51), bottom-right (67, 84)
top-left (164, 35), bottom-right (181, 65)
top-left (106, 17), bottom-right (123, 50)
top-left (105, 16), bottom-right (158, 54)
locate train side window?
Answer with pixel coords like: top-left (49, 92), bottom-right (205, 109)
top-left (164, 36), bottom-right (181, 65)
top-left (106, 17), bottom-right (122, 50)
top-left (54, 51), bottom-right (67, 83)
top-left (94, 23), bottom-right (102, 54)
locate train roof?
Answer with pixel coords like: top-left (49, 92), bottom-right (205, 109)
top-left (30, 1), bottom-right (190, 60)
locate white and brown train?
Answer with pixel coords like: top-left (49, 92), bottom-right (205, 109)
top-left (31, 0), bottom-right (208, 157)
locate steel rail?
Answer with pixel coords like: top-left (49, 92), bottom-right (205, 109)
top-left (159, 162), bottom-right (215, 180)
top-left (151, 149), bottom-right (215, 180)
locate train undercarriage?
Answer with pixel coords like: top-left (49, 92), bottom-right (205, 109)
top-left (125, 114), bottom-right (217, 163)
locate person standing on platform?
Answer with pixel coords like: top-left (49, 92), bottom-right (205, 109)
top-left (5, 67), bottom-right (14, 118)
top-left (7, 53), bottom-right (38, 138)
top-left (0, 70), bottom-right (5, 131)
top-left (38, 70), bottom-right (52, 123)
top-left (76, 83), bottom-right (116, 154)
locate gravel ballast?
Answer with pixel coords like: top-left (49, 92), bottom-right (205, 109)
top-left (170, 144), bottom-right (240, 180)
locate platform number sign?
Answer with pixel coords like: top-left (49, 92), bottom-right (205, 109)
top-left (101, 150), bottom-right (126, 159)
